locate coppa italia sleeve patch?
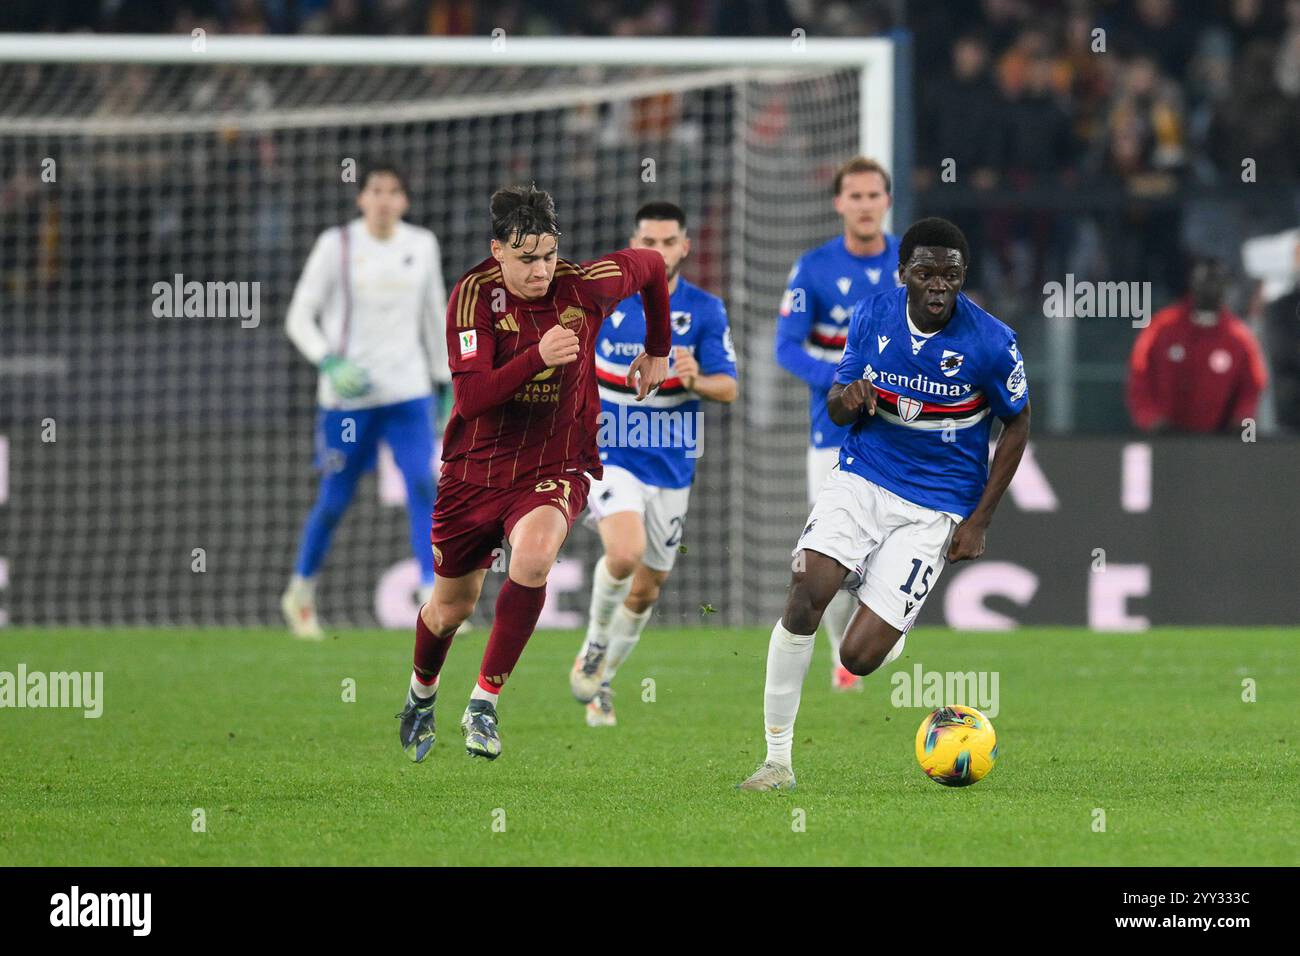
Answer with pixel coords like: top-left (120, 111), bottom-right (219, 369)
top-left (458, 329), bottom-right (478, 358)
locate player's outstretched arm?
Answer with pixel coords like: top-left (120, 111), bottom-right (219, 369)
top-left (619, 248), bottom-right (672, 360)
top-left (577, 247), bottom-right (671, 399)
top-left (612, 248), bottom-right (671, 399)
top-left (827, 379), bottom-right (876, 425)
top-left (581, 248), bottom-right (672, 360)
top-left (947, 402), bottom-right (1031, 562)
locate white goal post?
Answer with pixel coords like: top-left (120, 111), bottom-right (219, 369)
top-left (0, 35), bottom-right (900, 628)
top-left (0, 35), bottom-right (891, 155)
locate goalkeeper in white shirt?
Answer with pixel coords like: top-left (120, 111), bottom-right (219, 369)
top-left (281, 163), bottom-right (451, 638)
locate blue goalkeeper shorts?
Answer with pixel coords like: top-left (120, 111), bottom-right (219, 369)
top-left (313, 396), bottom-right (436, 477)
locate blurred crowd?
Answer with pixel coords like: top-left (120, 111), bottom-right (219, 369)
top-left (6, 0), bottom-right (1300, 197)
top-left (915, 0), bottom-right (1300, 189)
top-left (904, 2), bottom-right (1300, 439)
top-left (3, 0), bottom-right (1299, 434)
top-left (3, 0), bottom-right (866, 38)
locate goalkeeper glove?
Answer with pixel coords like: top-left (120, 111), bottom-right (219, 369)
top-left (320, 355), bottom-right (370, 399)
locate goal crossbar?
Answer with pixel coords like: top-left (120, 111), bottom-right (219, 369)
top-left (0, 34), bottom-right (892, 67)
top-left (0, 34), bottom-right (892, 194)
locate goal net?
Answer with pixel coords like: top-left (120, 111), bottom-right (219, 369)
top-left (0, 36), bottom-right (896, 628)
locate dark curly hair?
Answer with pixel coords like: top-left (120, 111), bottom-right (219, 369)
top-left (898, 217), bottom-right (970, 271)
top-left (490, 183), bottom-right (562, 247)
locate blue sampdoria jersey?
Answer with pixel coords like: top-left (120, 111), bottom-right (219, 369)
top-left (775, 234), bottom-right (902, 449)
top-left (835, 287), bottom-right (1029, 518)
top-left (595, 278), bottom-right (737, 489)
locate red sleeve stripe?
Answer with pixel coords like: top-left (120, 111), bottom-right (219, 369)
top-left (810, 330), bottom-right (847, 348)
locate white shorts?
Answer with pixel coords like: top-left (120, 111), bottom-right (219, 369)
top-left (807, 445), bottom-right (840, 506)
top-left (793, 467), bottom-right (960, 632)
top-left (585, 465), bottom-right (691, 572)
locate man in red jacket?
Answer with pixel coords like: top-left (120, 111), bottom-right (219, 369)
top-left (396, 184), bottom-right (671, 762)
top-left (1127, 257), bottom-right (1268, 433)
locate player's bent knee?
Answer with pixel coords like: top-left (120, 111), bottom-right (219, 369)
top-left (783, 583), bottom-right (826, 635)
top-left (508, 547), bottom-right (558, 588)
top-left (419, 599), bottom-right (438, 629)
top-left (422, 600), bottom-right (464, 634)
top-left (839, 643), bottom-right (880, 677)
top-left (627, 583), bottom-right (660, 613)
top-left (840, 626), bottom-right (901, 676)
top-left (603, 548), bottom-right (642, 581)
top-left (510, 569), bottom-right (549, 589)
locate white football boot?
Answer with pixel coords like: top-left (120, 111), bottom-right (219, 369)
top-left (585, 684), bottom-right (616, 727)
top-left (569, 640), bottom-right (608, 703)
top-left (738, 761), bottom-right (797, 792)
top-left (281, 586), bottom-right (324, 640)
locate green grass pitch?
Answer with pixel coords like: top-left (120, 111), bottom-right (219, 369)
top-left (0, 626), bottom-right (1296, 866)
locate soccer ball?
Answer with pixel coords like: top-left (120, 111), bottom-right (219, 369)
top-left (914, 705), bottom-right (998, 787)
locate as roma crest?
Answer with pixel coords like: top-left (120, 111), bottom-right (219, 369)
top-left (559, 305), bottom-right (585, 327)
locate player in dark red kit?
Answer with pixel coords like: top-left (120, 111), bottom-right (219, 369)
top-left (397, 184), bottom-right (671, 761)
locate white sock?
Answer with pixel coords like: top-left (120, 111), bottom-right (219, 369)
top-left (581, 556), bottom-right (633, 655)
top-left (821, 590), bottom-right (854, 670)
top-left (469, 683), bottom-right (499, 706)
top-left (289, 574), bottom-right (316, 601)
top-left (410, 671), bottom-right (438, 700)
top-left (603, 603), bottom-right (653, 683)
top-left (763, 619), bottom-right (816, 768)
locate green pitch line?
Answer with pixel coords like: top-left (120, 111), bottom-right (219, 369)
top-left (0, 627), bottom-right (1296, 866)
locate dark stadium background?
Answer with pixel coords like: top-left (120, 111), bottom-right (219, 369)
top-left (1, 0), bottom-right (1296, 628)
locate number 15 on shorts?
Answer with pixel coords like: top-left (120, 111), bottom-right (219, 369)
top-left (899, 558), bottom-right (934, 599)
